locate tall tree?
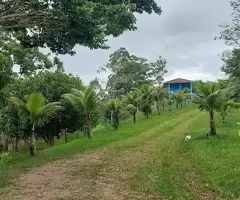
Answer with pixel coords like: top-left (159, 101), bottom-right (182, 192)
top-left (103, 48), bottom-right (150, 97)
top-left (0, 33), bottom-right (58, 77)
top-left (149, 56), bottom-right (168, 85)
top-left (219, 0), bottom-right (240, 47)
top-left (1, 0), bottom-right (161, 55)
top-left (102, 48), bottom-right (167, 98)
top-left (8, 93), bottom-right (61, 156)
top-left (221, 49), bottom-right (240, 100)
top-left (221, 49), bottom-right (240, 79)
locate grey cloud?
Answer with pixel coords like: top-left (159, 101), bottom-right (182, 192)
top-left (60, 0), bottom-right (232, 84)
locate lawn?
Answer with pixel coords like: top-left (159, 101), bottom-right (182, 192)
top-left (182, 108), bottom-right (240, 198)
top-left (0, 106), bottom-right (194, 188)
top-left (0, 106), bottom-right (239, 200)
top-left (134, 108), bottom-right (240, 199)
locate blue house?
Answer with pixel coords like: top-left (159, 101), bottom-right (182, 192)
top-left (164, 78), bottom-right (193, 94)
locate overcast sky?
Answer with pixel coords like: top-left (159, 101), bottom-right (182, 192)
top-left (59, 0), bottom-right (232, 84)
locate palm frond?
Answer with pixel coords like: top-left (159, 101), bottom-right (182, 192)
top-left (206, 91), bottom-right (222, 112)
top-left (63, 87), bottom-right (96, 115)
top-left (172, 93), bottom-right (183, 103)
top-left (226, 101), bottom-right (240, 109)
top-left (192, 82), bottom-right (222, 112)
top-left (126, 104), bottom-right (137, 114)
top-left (196, 83), bottom-right (218, 98)
top-left (154, 86), bottom-right (167, 103)
top-left (107, 99), bottom-right (122, 111)
top-left (62, 93), bottom-right (82, 107)
top-left (36, 102), bottom-right (63, 126)
top-left (71, 88), bottom-right (84, 98)
top-left (166, 99), bottom-right (174, 106)
top-left (125, 92), bottom-right (139, 107)
top-left (83, 87), bottom-right (96, 113)
top-left (26, 93), bottom-right (45, 115)
top-left (192, 94), bottom-right (209, 111)
top-left (8, 97), bottom-right (28, 112)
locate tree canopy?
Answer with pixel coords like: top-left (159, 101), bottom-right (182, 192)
top-left (101, 48), bottom-right (167, 98)
top-left (1, 0), bottom-right (161, 55)
top-left (0, 33), bottom-right (57, 90)
top-left (221, 49), bottom-right (240, 79)
top-left (219, 0), bottom-right (240, 47)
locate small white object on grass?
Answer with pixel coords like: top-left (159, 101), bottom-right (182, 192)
top-left (185, 135), bottom-right (191, 141)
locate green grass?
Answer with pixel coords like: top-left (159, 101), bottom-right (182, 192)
top-left (0, 106), bottom-right (194, 188)
top-left (134, 111), bottom-right (204, 200)
top-left (1, 106), bottom-right (240, 200)
top-left (181, 108), bottom-right (240, 199)
top-left (134, 108), bottom-right (240, 199)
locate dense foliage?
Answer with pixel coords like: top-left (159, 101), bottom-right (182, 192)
top-left (219, 0), bottom-right (240, 47)
top-left (0, 70), bottom-right (89, 153)
top-left (99, 48), bottom-right (167, 98)
top-left (0, 0), bottom-right (161, 54)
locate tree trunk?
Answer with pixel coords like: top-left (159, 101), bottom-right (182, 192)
top-left (64, 128), bottom-right (68, 143)
top-left (51, 135), bottom-right (55, 146)
top-left (87, 115), bottom-right (92, 139)
top-left (157, 105), bottom-right (160, 115)
top-left (44, 136), bottom-right (49, 144)
top-left (146, 112), bottom-right (149, 118)
top-left (162, 104), bottom-right (165, 111)
top-left (48, 133), bottom-right (54, 146)
top-left (30, 124), bottom-right (37, 156)
top-left (4, 135), bottom-right (8, 152)
top-left (110, 110), bottom-right (114, 126)
top-left (209, 111), bottom-right (216, 136)
top-left (11, 139), bottom-right (15, 151)
top-left (15, 135), bottom-right (19, 152)
top-left (133, 112), bottom-right (136, 124)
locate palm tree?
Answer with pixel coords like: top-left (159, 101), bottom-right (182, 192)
top-left (139, 84), bottom-right (154, 118)
top-left (192, 83), bottom-right (221, 136)
top-left (180, 88), bottom-right (191, 105)
top-left (172, 93), bottom-right (183, 108)
top-left (166, 99), bottom-right (174, 111)
top-left (8, 93), bottom-right (61, 156)
top-left (63, 87), bottom-right (96, 139)
top-left (220, 100), bottom-right (240, 124)
top-left (153, 85), bottom-right (168, 115)
top-left (125, 92), bottom-right (139, 123)
top-left (106, 99), bottom-right (122, 129)
top-left (219, 87), bottom-right (240, 123)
